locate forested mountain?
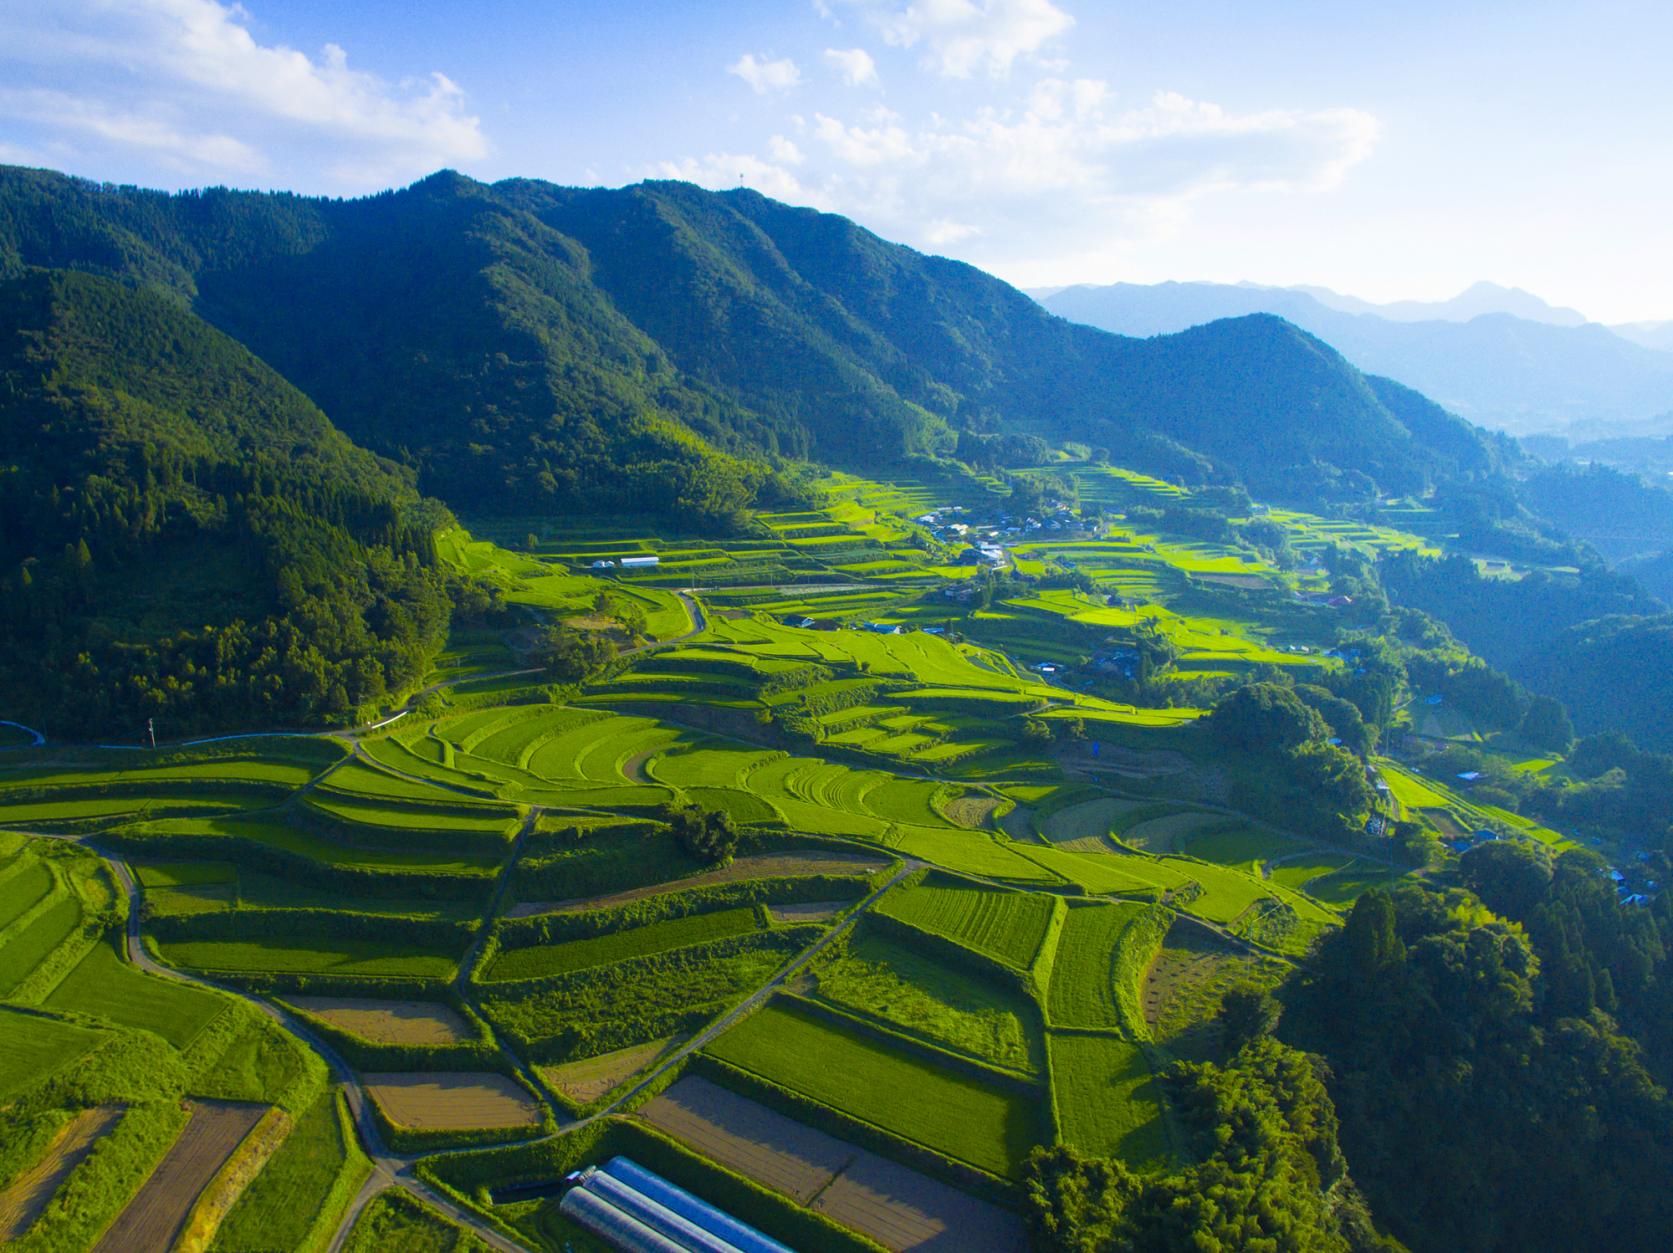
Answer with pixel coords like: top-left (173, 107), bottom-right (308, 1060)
top-left (0, 268), bottom-right (454, 736)
top-left (1519, 615), bottom-right (1673, 751)
top-left (0, 165), bottom-right (1506, 514)
top-left (1040, 280), bottom-right (1673, 436)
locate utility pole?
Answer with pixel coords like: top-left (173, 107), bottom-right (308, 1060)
top-left (147, 717), bottom-right (156, 749)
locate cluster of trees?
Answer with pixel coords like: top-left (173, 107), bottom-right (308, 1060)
top-left (1204, 682), bottom-right (1375, 838)
top-left (662, 804), bottom-right (740, 864)
top-left (0, 269), bottom-right (461, 736)
top-left (1382, 550), bottom-right (1661, 740)
top-left (1024, 1037), bottom-right (1389, 1251)
top-left (534, 622), bottom-right (616, 684)
top-left (1285, 882), bottom-right (1673, 1251)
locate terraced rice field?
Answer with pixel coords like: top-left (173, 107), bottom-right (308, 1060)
top-left (286, 998), bottom-right (474, 1046)
top-left (706, 999), bottom-right (1037, 1178)
top-left (542, 1038), bottom-right (674, 1104)
top-left (157, 936), bottom-right (459, 980)
top-left (508, 849), bottom-right (887, 916)
top-left (810, 928), bottom-right (1041, 1072)
top-left (1046, 902), bottom-right (1149, 1029)
top-left (46, 936), bottom-right (226, 1049)
top-left (486, 906), bottom-right (765, 982)
top-left (364, 1073), bottom-right (543, 1131)
top-left (876, 877), bottom-right (1056, 970)
top-left (94, 1100), bottom-right (266, 1253)
top-left (1047, 1034), bottom-right (1172, 1170)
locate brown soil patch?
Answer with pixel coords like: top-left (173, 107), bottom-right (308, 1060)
top-left (769, 901), bottom-right (848, 924)
top-left (95, 1100), bottom-right (265, 1253)
top-left (544, 1039), bottom-right (676, 1105)
top-left (508, 850), bottom-right (887, 917)
top-left (639, 1076), bottom-right (1023, 1252)
top-left (640, 1074), bottom-right (854, 1203)
top-left (0, 1105), bottom-right (123, 1241)
top-left (288, 998), bottom-right (473, 1046)
top-left (814, 1151), bottom-right (1027, 1252)
top-left (941, 795), bottom-right (1001, 830)
top-left (364, 1073), bottom-right (541, 1131)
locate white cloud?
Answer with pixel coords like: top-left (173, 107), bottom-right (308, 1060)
top-left (767, 134), bottom-right (806, 165)
top-left (823, 47), bottom-right (880, 88)
top-left (925, 218), bottom-right (981, 245)
top-left (841, 0), bottom-right (1075, 78)
top-left (0, 0), bottom-right (485, 189)
top-left (664, 80), bottom-right (1378, 268)
top-left (727, 53), bottom-right (802, 94)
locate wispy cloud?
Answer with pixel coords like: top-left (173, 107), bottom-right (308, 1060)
top-left (837, 0), bottom-right (1075, 78)
top-left (0, 0), bottom-right (486, 188)
top-left (660, 76), bottom-right (1378, 265)
top-left (823, 47), bottom-right (880, 88)
top-left (727, 53), bottom-right (802, 94)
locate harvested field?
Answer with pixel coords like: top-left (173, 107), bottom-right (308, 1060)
top-left (287, 998), bottom-right (473, 1047)
top-left (1052, 834), bottom-right (1118, 854)
top-left (815, 1149), bottom-right (1026, 1252)
top-left (1123, 810), bottom-right (1220, 853)
top-left (364, 1073), bottom-right (541, 1131)
top-left (507, 849), bottom-right (887, 916)
top-left (640, 1076), bottom-right (1024, 1252)
top-left (769, 900), bottom-right (848, 923)
top-left (640, 1074), bottom-right (849, 1203)
top-left (941, 795), bottom-right (1001, 830)
top-left (1039, 797), bottom-right (1141, 844)
top-left (95, 1100), bottom-right (265, 1253)
top-left (1141, 923), bottom-right (1284, 1060)
top-left (542, 1038), bottom-right (675, 1104)
top-left (0, 1106), bottom-right (123, 1241)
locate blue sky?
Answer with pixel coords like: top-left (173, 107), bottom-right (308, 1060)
top-left (1, 0), bottom-right (1669, 322)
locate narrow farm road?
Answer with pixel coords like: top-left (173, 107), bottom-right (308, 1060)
top-left (577, 857), bottom-right (922, 1128)
top-left (20, 830), bottom-right (533, 1253)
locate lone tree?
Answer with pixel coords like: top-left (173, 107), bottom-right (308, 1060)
top-left (665, 804), bottom-right (739, 864)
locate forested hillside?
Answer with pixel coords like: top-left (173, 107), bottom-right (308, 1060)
top-left (0, 269), bottom-right (454, 736)
top-left (0, 165), bottom-right (1506, 515)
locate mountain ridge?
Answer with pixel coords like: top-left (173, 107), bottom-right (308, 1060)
top-left (0, 163), bottom-right (1506, 516)
top-left (1039, 279), bottom-right (1673, 436)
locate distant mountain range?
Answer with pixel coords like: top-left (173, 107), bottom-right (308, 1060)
top-left (1035, 280), bottom-right (1673, 437)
